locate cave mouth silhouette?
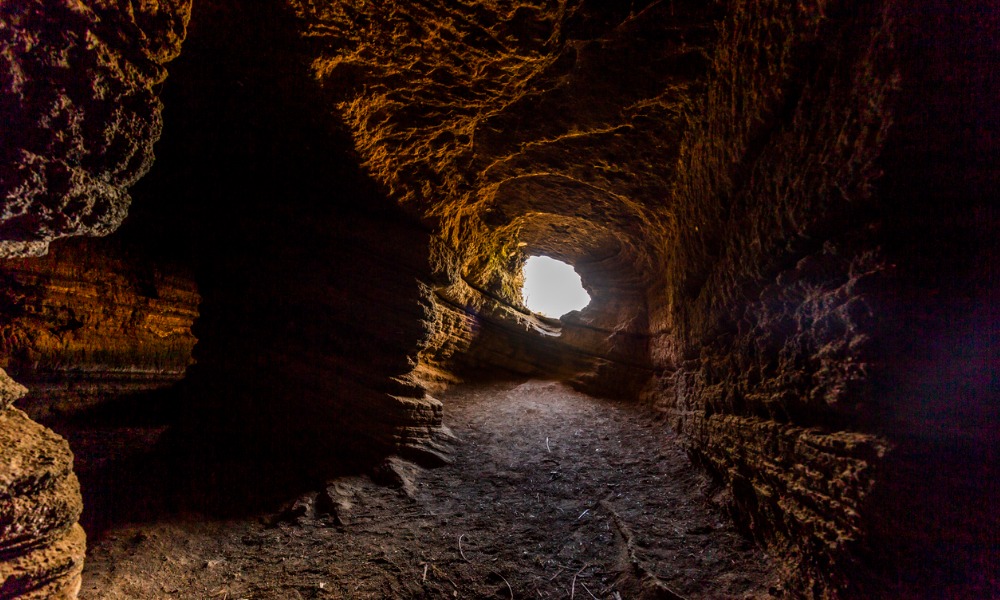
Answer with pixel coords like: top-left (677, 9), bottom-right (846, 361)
top-left (521, 256), bottom-right (591, 318)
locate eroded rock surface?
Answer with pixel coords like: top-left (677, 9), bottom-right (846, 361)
top-left (0, 0), bottom-right (192, 256)
top-left (0, 0), bottom-right (995, 598)
top-left (0, 371), bottom-right (85, 599)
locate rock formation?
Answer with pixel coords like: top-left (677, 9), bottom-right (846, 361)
top-left (1, 1), bottom-right (193, 597)
top-left (0, 0), bottom-right (996, 598)
top-left (0, 368), bottom-right (85, 599)
top-left (0, 0), bottom-right (192, 258)
top-left (0, 238), bottom-right (199, 421)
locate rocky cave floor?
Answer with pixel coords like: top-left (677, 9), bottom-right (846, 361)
top-left (65, 379), bottom-right (780, 599)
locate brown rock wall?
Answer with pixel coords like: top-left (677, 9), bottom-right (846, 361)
top-left (645, 0), bottom-right (997, 596)
top-left (0, 523), bottom-right (85, 600)
top-left (0, 1), bottom-right (993, 597)
top-left (0, 379), bottom-right (85, 600)
top-left (0, 238), bottom-right (199, 420)
top-left (293, 0), bottom-right (719, 289)
top-left (109, 0), bottom-right (457, 475)
top-left (644, 0), bottom-right (901, 593)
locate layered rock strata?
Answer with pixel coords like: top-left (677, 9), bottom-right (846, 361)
top-left (0, 0), bottom-right (993, 598)
top-left (111, 0), bottom-right (456, 478)
top-left (0, 369), bottom-right (85, 599)
top-left (645, 0), bottom-right (997, 596)
top-left (1, 4), bottom-right (193, 594)
top-left (0, 238), bottom-right (199, 421)
top-left (293, 0), bottom-right (705, 398)
top-left (645, 3), bottom-right (900, 590)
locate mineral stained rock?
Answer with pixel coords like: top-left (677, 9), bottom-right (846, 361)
top-left (288, 0), bottom-right (994, 595)
top-left (0, 0), bottom-right (192, 257)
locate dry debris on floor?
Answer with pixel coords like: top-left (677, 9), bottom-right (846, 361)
top-left (81, 380), bottom-right (779, 599)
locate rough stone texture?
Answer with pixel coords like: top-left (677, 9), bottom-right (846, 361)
top-left (81, 1), bottom-right (997, 595)
top-left (0, 0), bottom-right (192, 256)
top-left (639, 1), bottom-right (901, 594)
top-left (0, 406), bottom-right (85, 598)
top-left (291, 0), bottom-right (717, 397)
top-left (0, 367), bottom-right (28, 413)
top-left (642, 0), bottom-right (997, 597)
top-left (420, 275), bottom-right (652, 400)
top-left (96, 0), bottom-right (457, 482)
top-left (0, 237), bottom-right (199, 420)
top-left (0, 0), bottom-right (995, 598)
top-left (0, 524), bottom-right (85, 599)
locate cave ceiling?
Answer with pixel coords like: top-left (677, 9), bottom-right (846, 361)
top-left (292, 0), bottom-right (722, 281)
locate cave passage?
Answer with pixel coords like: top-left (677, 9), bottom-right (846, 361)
top-left (0, 0), bottom-right (995, 598)
top-left (80, 380), bottom-right (777, 599)
top-left (521, 256), bottom-right (591, 318)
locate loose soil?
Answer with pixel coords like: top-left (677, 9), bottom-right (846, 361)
top-left (78, 380), bottom-right (779, 599)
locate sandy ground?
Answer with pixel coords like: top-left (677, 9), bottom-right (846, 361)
top-left (78, 380), bottom-right (779, 599)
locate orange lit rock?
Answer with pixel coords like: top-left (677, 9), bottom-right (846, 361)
top-left (0, 384), bottom-right (84, 600)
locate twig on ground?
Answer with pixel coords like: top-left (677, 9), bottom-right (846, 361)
top-left (570, 564), bottom-right (589, 600)
top-left (430, 564), bottom-right (459, 591)
top-left (580, 582), bottom-right (599, 600)
top-left (577, 509), bottom-right (590, 520)
top-left (422, 563), bottom-right (428, 582)
top-left (458, 534), bottom-right (469, 562)
top-left (546, 437), bottom-right (551, 453)
top-left (492, 570), bottom-right (514, 600)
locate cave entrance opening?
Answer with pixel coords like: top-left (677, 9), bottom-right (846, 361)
top-left (521, 255), bottom-right (590, 318)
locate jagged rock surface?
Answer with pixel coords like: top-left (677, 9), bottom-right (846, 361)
top-left (0, 373), bottom-right (85, 600)
top-left (0, 368), bottom-right (28, 413)
top-left (102, 0), bottom-right (453, 479)
top-left (643, 1), bottom-right (997, 596)
top-left (0, 0), bottom-right (192, 257)
top-left (287, 0), bottom-right (995, 595)
top-left (290, 0), bottom-right (709, 399)
top-left (0, 0), bottom-right (994, 598)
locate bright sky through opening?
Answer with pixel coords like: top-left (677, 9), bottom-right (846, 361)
top-left (522, 256), bottom-right (591, 318)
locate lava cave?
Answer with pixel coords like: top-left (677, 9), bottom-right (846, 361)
top-left (0, 1), bottom-right (996, 598)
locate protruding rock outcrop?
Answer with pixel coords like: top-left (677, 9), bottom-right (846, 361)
top-left (0, 0), bottom-right (192, 257)
top-left (0, 369), bottom-right (85, 599)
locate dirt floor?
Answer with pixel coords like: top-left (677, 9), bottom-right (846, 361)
top-left (77, 379), bottom-right (780, 599)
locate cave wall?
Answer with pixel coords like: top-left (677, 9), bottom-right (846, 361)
top-left (291, 0), bottom-right (719, 398)
top-left (861, 1), bottom-right (999, 595)
top-left (0, 368), bottom-right (85, 599)
top-left (1, 2), bottom-right (193, 597)
top-left (0, 0), bottom-right (995, 598)
top-left (111, 0), bottom-right (456, 477)
top-left (645, 0), bottom-right (997, 596)
top-left (0, 238), bottom-right (198, 422)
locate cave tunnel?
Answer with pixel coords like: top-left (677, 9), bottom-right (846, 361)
top-left (0, 0), bottom-right (997, 598)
